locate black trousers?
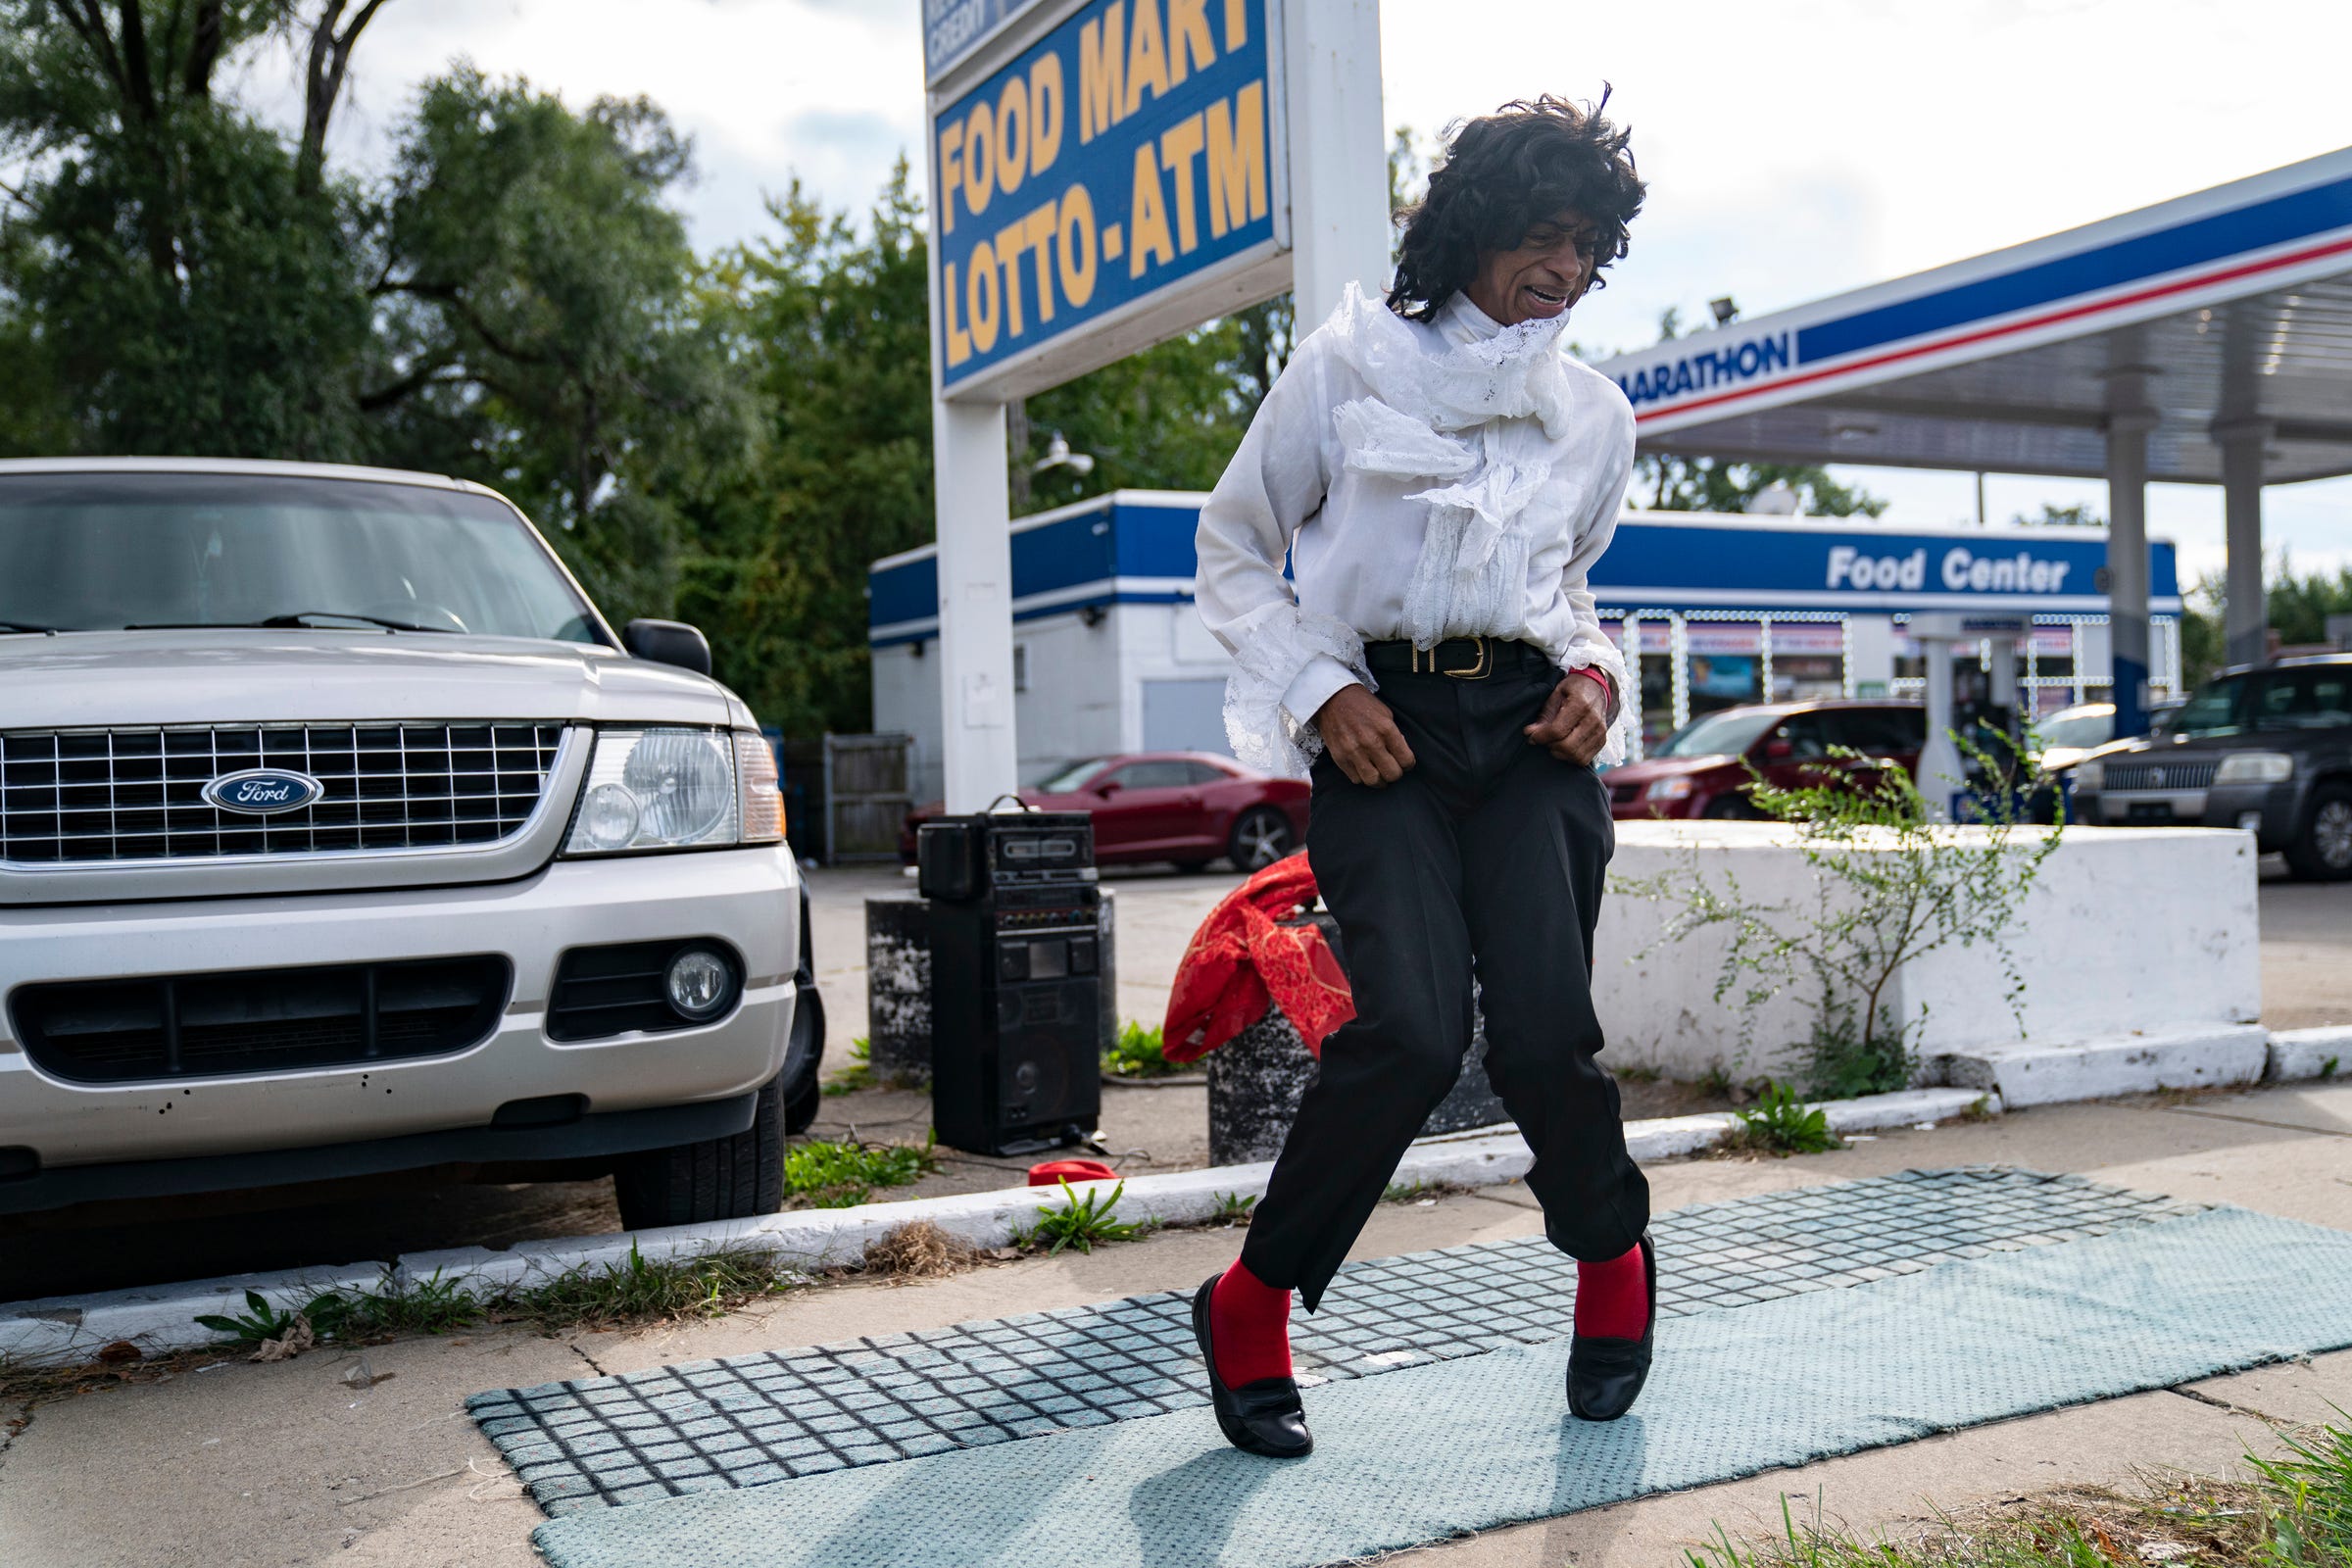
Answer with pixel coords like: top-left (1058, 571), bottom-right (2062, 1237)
top-left (1239, 652), bottom-right (1649, 1310)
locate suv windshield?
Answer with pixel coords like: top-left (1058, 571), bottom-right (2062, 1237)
top-left (2172, 666), bottom-right (2352, 737)
top-left (1656, 709), bottom-right (1784, 759)
top-left (0, 471), bottom-right (602, 642)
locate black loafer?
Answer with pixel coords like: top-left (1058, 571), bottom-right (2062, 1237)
top-left (1191, 1276), bottom-right (1313, 1457)
top-left (1567, 1233), bottom-right (1656, 1422)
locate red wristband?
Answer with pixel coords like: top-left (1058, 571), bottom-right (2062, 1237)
top-left (1572, 665), bottom-right (1613, 702)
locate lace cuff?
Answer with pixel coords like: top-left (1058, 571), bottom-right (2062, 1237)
top-left (1554, 640), bottom-right (1639, 768)
top-left (1221, 603), bottom-right (1372, 778)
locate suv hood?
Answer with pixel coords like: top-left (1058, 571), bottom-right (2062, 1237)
top-left (0, 630), bottom-right (742, 730)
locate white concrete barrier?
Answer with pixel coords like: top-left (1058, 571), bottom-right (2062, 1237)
top-left (1594, 821), bottom-right (2261, 1085)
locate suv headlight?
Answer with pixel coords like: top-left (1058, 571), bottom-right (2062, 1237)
top-left (2074, 760), bottom-right (2102, 792)
top-left (564, 728), bottom-right (783, 855)
top-left (2214, 751), bottom-right (2293, 786)
top-left (1644, 777), bottom-right (1695, 802)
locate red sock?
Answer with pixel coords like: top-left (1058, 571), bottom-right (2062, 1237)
top-left (1208, 1259), bottom-right (1293, 1386)
top-left (1575, 1243), bottom-right (1648, 1339)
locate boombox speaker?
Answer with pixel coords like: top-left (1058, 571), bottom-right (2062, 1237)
top-left (922, 811), bottom-right (1102, 1156)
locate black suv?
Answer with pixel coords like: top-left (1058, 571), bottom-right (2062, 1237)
top-left (2074, 654), bottom-right (2352, 880)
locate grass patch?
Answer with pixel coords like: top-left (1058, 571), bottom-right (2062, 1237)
top-left (1102, 1020), bottom-right (1183, 1078)
top-left (495, 1244), bottom-right (797, 1333)
top-left (1013, 1179), bottom-right (1152, 1255)
top-left (822, 1036), bottom-right (876, 1096)
top-left (1687, 1419), bottom-right (2352, 1566)
top-left (1383, 1178), bottom-right (1472, 1203)
top-left (1801, 1005), bottom-right (1916, 1101)
top-left (783, 1136), bottom-right (937, 1207)
top-left (182, 1245), bottom-right (804, 1358)
top-left (1720, 1082), bottom-right (1842, 1156)
top-left (1207, 1192), bottom-right (1258, 1224)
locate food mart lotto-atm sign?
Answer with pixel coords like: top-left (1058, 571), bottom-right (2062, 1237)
top-left (930, 0), bottom-right (1285, 397)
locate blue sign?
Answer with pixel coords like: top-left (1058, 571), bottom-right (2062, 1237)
top-left (202, 768), bottom-right (326, 816)
top-left (930, 0), bottom-right (1281, 394)
top-left (923, 0), bottom-right (1041, 83)
top-left (1594, 519), bottom-right (2180, 613)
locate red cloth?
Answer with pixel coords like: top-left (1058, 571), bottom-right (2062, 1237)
top-left (1162, 854), bottom-right (1354, 1065)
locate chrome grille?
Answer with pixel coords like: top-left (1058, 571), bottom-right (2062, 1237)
top-left (2101, 760), bottom-right (2219, 792)
top-left (0, 724), bottom-right (567, 863)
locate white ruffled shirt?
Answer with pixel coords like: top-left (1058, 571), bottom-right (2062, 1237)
top-left (1195, 284), bottom-right (1639, 777)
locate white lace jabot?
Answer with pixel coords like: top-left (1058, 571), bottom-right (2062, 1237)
top-left (1194, 284), bottom-right (1638, 776)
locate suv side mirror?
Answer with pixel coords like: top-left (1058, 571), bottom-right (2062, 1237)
top-left (1094, 778), bottom-right (1123, 797)
top-left (622, 618), bottom-right (711, 676)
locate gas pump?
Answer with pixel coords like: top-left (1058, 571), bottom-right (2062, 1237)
top-left (1907, 612), bottom-right (2028, 821)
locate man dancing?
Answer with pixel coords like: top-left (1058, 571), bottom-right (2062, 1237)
top-left (1191, 94), bottom-right (1653, 1457)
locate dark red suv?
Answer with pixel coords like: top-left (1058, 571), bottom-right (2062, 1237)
top-left (1605, 701), bottom-right (1927, 820)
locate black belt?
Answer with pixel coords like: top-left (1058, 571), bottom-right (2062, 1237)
top-left (1362, 636), bottom-right (1544, 680)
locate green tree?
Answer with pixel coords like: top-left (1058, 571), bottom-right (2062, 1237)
top-left (676, 167), bottom-right (935, 736)
top-left (0, 0), bottom-right (378, 459)
top-left (2012, 501), bottom-right (2102, 527)
top-left (366, 67), bottom-right (748, 618)
top-left (2267, 561), bottom-right (2352, 648)
top-left (1633, 306), bottom-right (1887, 518)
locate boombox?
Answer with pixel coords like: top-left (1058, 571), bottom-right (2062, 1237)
top-left (918, 811), bottom-right (1102, 1156)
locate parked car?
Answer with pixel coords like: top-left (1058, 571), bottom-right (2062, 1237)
top-left (2027, 698), bottom-right (2180, 822)
top-left (1603, 701), bottom-right (1927, 820)
top-left (2073, 654), bottom-right (2352, 880)
top-left (0, 458), bottom-right (822, 1229)
top-left (901, 752), bottom-right (1308, 871)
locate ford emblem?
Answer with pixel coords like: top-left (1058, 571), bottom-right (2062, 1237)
top-left (202, 768), bottom-right (326, 815)
top-left (2149, 767), bottom-right (2165, 789)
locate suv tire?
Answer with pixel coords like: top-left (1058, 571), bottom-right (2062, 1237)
top-left (2284, 783), bottom-right (2352, 882)
top-left (613, 1071), bottom-right (785, 1231)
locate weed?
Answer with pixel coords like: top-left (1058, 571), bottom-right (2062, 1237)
top-left (2324, 1054), bottom-right (2341, 1082)
top-left (499, 1244), bottom-right (798, 1332)
top-left (822, 1036), bottom-right (876, 1096)
top-left (1685, 1420), bottom-right (2352, 1567)
top-left (1722, 1083), bottom-right (1841, 1156)
top-left (334, 1269), bottom-right (485, 1339)
top-left (1615, 1063), bottom-right (1663, 1084)
top-left (193, 1290), bottom-right (314, 1348)
top-left (1696, 1064), bottom-right (1736, 1099)
top-left (1382, 1178), bottom-right (1470, 1203)
top-left (1801, 1004), bottom-right (1917, 1101)
top-left (1102, 1020), bottom-right (1181, 1078)
top-left (783, 1136), bottom-right (936, 1207)
top-left (1960, 1095), bottom-right (1996, 1123)
top-left (1014, 1179), bottom-right (1150, 1255)
top-left (189, 1246), bottom-right (803, 1353)
top-left (1207, 1192), bottom-right (1258, 1224)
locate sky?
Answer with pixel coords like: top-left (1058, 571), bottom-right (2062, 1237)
top-left (256, 0), bottom-right (2352, 586)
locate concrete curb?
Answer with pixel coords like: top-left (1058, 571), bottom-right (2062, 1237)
top-left (2269, 1024), bottom-right (2351, 1083)
top-left (1934, 1023), bottom-right (2271, 1108)
top-left (0, 1086), bottom-right (1995, 1370)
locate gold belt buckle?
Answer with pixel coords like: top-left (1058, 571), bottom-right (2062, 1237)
top-left (1446, 635), bottom-right (1493, 679)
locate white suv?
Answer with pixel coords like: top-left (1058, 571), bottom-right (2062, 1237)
top-left (0, 458), bottom-right (822, 1230)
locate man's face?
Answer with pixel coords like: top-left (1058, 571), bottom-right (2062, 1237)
top-left (1463, 209), bottom-right (1600, 327)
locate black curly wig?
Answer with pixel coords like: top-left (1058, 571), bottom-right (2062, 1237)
top-left (1388, 92), bottom-right (1645, 322)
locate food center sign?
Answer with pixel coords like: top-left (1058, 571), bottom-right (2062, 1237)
top-left (927, 0), bottom-right (1291, 399)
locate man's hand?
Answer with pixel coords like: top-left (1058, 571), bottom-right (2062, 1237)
top-left (1526, 672), bottom-right (1611, 764)
top-left (1314, 684), bottom-right (1416, 787)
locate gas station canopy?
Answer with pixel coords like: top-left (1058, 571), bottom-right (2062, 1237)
top-left (1592, 145), bottom-right (2352, 722)
top-left (1592, 147), bottom-right (2352, 483)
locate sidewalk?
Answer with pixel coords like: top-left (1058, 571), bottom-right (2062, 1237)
top-left (5, 1079), bottom-right (2346, 1568)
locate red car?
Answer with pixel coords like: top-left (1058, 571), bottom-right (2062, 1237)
top-left (1605, 701), bottom-right (1927, 819)
top-left (900, 752), bottom-right (1311, 871)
